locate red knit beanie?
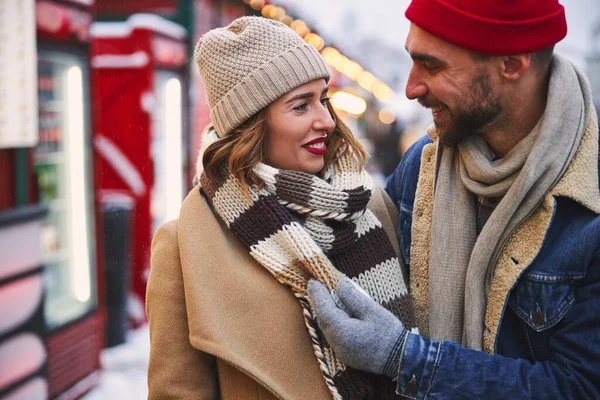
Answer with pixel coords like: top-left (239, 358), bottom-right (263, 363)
top-left (405, 0), bottom-right (567, 55)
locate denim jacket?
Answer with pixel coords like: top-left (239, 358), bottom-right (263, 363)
top-left (384, 121), bottom-right (600, 399)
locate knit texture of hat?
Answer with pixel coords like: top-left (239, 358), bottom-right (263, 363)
top-left (405, 0), bottom-right (567, 55)
top-left (194, 16), bottom-right (331, 137)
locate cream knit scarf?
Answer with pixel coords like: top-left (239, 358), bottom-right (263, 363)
top-left (428, 54), bottom-right (592, 350)
top-left (199, 140), bottom-right (416, 400)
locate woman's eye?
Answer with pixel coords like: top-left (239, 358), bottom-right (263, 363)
top-left (293, 103), bottom-right (309, 111)
top-left (320, 97), bottom-right (330, 106)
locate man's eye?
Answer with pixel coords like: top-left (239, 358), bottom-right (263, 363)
top-left (422, 61), bottom-right (439, 72)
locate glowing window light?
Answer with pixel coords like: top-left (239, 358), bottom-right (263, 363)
top-left (340, 59), bottom-right (363, 80)
top-left (291, 20), bottom-right (309, 37)
top-left (321, 47), bottom-right (396, 103)
top-left (373, 82), bottom-right (395, 103)
top-left (322, 47), bottom-right (339, 59)
top-left (268, 6), bottom-right (278, 19)
top-left (274, 7), bottom-right (286, 20)
top-left (330, 91), bottom-right (367, 116)
top-left (379, 108), bottom-right (396, 124)
top-left (66, 66), bottom-right (91, 303)
top-left (357, 71), bottom-right (377, 91)
top-left (322, 47), bottom-right (342, 69)
top-left (305, 33), bottom-right (324, 51)
top-left (290, 20), bottom-right (306, 31)
top-left (164, 78), bottom-right (183, 221)
top-left (249, 0), bottom-right (264, 10)
top-left (333, 55), bottom-right (345, 73)
top-left (261, 4), bottom-right (274, 17)
top-left (298, 27), bottom-right (310, 37)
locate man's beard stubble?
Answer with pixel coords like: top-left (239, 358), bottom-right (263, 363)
top-left (418, 69), bottom-right (504, 148)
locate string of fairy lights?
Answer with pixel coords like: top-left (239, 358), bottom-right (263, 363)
top-left (241, 0), bottom-right (397, 113)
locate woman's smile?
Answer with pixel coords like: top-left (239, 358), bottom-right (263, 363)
top-left (302, 137), bottom-right (327, 155)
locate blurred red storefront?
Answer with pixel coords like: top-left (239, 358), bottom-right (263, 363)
top-left (91, 14), bottom-right (189, 325)
top-left (96, 0), bottom-right (178, 15)
top-left (35, 0), bottom-right (105, 398)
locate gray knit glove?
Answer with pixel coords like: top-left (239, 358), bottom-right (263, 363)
top-left (308, 278), bottom-right (408, 378)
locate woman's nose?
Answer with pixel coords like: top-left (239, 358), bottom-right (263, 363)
top-left (314, 105), bottom-right (335, 133)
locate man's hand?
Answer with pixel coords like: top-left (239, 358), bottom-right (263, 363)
top-left (308, 278), bottom-right (408, 377)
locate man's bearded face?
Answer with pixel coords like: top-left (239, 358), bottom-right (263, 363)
top-left (418, 68), bottom-right (504, 147)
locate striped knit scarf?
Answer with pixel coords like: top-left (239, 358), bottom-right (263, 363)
top-left (200, 148), bottom-right (416, 399)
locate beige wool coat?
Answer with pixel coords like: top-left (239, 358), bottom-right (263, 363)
top-left (146, 184), bottom-right (402, 399)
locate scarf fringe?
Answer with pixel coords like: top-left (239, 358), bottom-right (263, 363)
top-left (298, 293), bottom-right (343, 400)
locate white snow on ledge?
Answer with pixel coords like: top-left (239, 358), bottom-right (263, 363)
top-left (91, 51), bottom-right (150, 69)
top-left (90, 14), bottom-right (187, 40)
top-left (82, 325), bottom-right (150, 400)
top-left (64, 0), bottom-right (94, 6)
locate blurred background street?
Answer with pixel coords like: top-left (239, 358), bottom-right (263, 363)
top-left (81, 325), bottom-right (149, 400)
top-left (0, 0), bottom-right (599, 399)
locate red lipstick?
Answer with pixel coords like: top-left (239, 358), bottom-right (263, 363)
top-left (302, 137), bottom-right (327, 156)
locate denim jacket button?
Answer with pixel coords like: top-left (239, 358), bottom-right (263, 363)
top-left (533, 310), bottom-right (545, 325)
top-left (406, 380), bottom-right (418, 395)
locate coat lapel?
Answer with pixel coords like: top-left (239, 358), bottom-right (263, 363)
top-left (409, 141), bottom-right (437, 337)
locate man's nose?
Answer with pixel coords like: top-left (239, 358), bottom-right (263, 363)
top-left (405, 67), bottom-right (428, 100)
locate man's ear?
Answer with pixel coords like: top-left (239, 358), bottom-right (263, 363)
top-left (499, 54), bottom-right (532, 81)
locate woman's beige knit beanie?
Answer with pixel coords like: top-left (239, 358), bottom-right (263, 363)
top-left (193, 16), bottom-right (331, 137)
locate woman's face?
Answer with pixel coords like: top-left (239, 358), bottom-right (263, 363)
top-left (264, 79), bottom-right (335, 174)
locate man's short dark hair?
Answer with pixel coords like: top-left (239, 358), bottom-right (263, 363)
top-left (531, 45), bottom-right (555, 76)
top-left (470, 45), bottom-right (555, 79)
